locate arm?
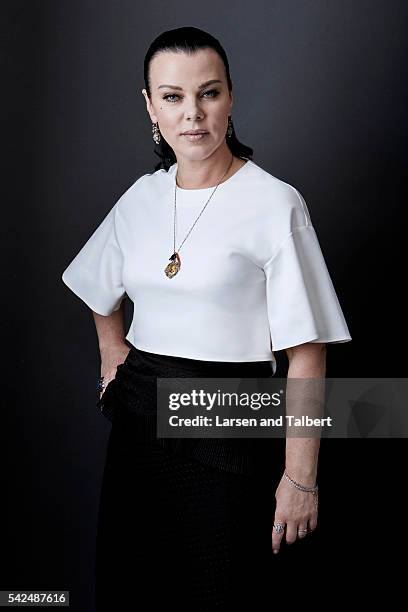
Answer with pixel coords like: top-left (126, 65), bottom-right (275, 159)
top-left (92, 300), bottom-right (130, 397)
top-left (93, 300), bottom-right (127, 352)
top-left (271, 342), bottom-right (326, 554)
top-left (284, 342), bottom-right (326, 486)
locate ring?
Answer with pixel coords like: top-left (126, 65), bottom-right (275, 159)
top-left (273, 522), bottom-right (285, 534)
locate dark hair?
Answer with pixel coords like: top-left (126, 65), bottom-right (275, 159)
top-left (143, 26), bottom-right (254, 172)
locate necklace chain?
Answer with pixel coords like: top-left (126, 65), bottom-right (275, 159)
top-left (172, 155), bottom-right (234, 255)
top-left (164, 155), bottom-right (236, 278)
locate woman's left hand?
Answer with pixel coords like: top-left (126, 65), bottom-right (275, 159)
top-left (271, 474), bottom-right (318, 554)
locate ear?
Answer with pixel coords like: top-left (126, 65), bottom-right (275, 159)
top-left (141, 89), bottom-right (158, 124)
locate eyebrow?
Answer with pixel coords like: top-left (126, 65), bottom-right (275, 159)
top-left (157, 79), bottom-right (222, 91)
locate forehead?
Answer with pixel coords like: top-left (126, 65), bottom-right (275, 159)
top-left (149, 49), bottom-right (225, 88)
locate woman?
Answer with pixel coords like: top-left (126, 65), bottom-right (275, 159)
top-left (62, 26), bottom-right (351, 609)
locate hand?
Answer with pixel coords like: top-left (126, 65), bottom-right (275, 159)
top-left (99, 343), bottom-right (131, 400)
top-left (271, 473), bottom-right (318, 555)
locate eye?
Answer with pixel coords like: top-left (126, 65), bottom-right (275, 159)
top-left (162, 89), bottom-right (220, 103)
top-left (202, 89), bottom-right (219, 98)
top-left (162, 93), bottom-right (180, 102)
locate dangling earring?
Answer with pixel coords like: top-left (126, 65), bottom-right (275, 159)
top-left (152, 122), bottom-right (161, 144)
top-left (226, 116), bottom-right (233, 138)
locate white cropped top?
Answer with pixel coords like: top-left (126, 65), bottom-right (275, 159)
top-left (62, 159), bottom-right (352, 374)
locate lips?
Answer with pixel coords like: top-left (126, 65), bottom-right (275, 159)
top-left (182, 130), bottom-right (208, 135)
top-left (182, 132), bottom-right (209, 142)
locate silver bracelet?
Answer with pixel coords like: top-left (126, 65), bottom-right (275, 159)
top-left (284, 471), bottom-right (318, 494)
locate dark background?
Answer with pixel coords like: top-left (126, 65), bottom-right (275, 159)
top-left (3, 0), bottom-right (406, 608)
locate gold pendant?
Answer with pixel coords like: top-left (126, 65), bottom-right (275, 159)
top-left (165, 252), bottom-right (181, 278)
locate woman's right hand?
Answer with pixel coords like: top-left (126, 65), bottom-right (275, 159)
top-left (99, 343), bottom-right (131, 399)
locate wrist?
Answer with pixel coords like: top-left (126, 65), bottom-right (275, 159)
top-left (99, 339), bottom-right (127, 353)
top-left (284, 467), bottom-right (317, 488)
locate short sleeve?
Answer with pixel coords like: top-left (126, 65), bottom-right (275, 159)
top-left (61, 203), bottom-right (126, 316)
top-left (263, 225), bottom-right (352, 351)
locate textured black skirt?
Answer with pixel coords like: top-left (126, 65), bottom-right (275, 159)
top-left (96, 344), bottom-right (281, 475)
top-left (94, 345), bottom-right (298, 610)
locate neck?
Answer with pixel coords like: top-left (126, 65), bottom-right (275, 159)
top-left (175, 147), bottom-right (235, 190)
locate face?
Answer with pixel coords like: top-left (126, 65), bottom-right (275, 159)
top-left (142, 48), bottom-right (233, 162)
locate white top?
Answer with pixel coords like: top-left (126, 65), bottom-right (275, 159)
top-left (61, 159), bottom-right (352, 374)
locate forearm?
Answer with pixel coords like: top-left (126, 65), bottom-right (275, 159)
top-left (284, 345), bottom-right (326, 487)
top-left (92, 300), bottom-right (127, 351)
top-left (285, 437), bottom-right (320, 487)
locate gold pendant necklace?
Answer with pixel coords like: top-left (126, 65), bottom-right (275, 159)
top-left (164, 252), bottom-right (181, 278)
top-left (164, 155), bottom-right (234, 278)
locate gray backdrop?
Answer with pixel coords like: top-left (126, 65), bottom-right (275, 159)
top-left (3, 0), bottom-right (406, 609)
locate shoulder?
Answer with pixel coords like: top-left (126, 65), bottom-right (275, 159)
top-left (114, 166), bottom-right (172, 216)
top-left (239, 161), bottom-right (315, 267)
top-left (243, 160), bottom-right (312, 228)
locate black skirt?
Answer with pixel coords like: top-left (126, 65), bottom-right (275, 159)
top-left (94, 346), bottom-right (300, 609)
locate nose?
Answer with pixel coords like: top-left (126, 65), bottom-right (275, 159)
top-left (185, 100), bottom-right (204, 121)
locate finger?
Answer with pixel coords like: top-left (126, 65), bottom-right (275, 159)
top-left (99, 383), bottom-right (108, 399)
top-left (285, 522), bottom-right (298, 545)
top-left (99, 376), bottom-right (115, 398)
top-left (271, 518), bottom-right (286, 554)
top-left (297, 524), bottom-right (309, 539)
top-left (100, 384), bottom-right (109, 398)
top-left (98, 376), bottom-right (105, 399)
